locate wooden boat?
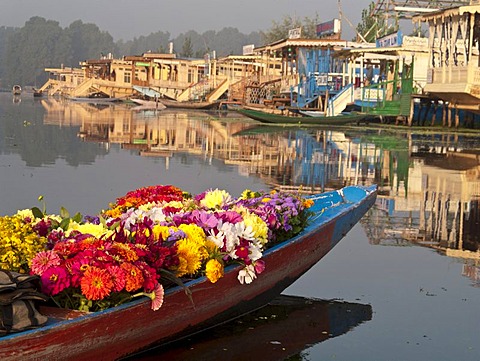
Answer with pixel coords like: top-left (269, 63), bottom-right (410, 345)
top-left (130, 98), bottom-right (166, 110)
top-left (237, 107), bottom-right (366, 125)
top-left (32, 88), bottom-right (44, 98)
top-left (0, 185), bottom-right (376, 361)
top-left (159, 98), bottom-right (220, 110)
top-left (12, 85), bottom-right (22, 95)
top-left (66, 92), bottom-right (122, 104)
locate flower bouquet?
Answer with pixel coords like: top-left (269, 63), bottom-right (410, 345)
top-left (0, 185), bottom-right (312, 312)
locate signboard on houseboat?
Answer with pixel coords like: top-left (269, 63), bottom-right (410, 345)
top-left (376, 31), bottom-right (403, 47)
top-left (288, 28), bottom-right (302, 39)
top-left (316, 19), bottom-right (340, 38)
top-left (243, 44), bottom-right (255, 55)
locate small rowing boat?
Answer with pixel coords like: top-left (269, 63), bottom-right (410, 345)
top-left (237, 108), bottom-right (366, 125)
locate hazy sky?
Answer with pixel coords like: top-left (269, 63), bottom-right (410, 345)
top-left (1, 0), bottom-right (372, 41)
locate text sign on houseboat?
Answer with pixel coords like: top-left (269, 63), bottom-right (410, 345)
top-left (316, 19), bottom-right (340, 37)
top-left (288, 28), bottom-right (302, 39)
top-left (243, 44), bottom-right (255, 55)
top-left (376, 31), bottom-right (403, 48)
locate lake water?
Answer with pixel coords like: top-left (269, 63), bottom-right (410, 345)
top-left (1, 93), bottom-right (479, 360)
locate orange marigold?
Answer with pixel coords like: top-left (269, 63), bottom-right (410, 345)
top-left (80, 266), bottom-right (114, 301)
top-left (112, 242), bottom-right (139, 262)
top-left (121, 263), bottom-right (144, 292)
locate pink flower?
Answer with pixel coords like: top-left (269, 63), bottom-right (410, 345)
top-left (30, 251), bottom-right (61, 275)
top-left (69, 256), bottom-right (92, 287)
top-left (254, 260), bottom-right (266, 274)
top-left (107, 265), bottom-right (126, 292)
top-left (40, 266), bottom-right (71, 296)
top-left (149, 283), bottom-right (164, 311)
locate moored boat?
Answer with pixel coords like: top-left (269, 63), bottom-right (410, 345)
top-left (12, 85), bottom-right (22, 95)
top-left (159, 98), bottom-right (220, 110)
top-left (237, 107), bottom-right (366, 125)
top-left (32, 88), bottom-right (44, 98)
top-left (130, 98), bottom-right (166, 110)
top-left (0, 185), bottom-right (376, 360)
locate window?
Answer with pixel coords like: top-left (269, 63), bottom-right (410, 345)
top-left (124, 72), bottom-right (131, 83)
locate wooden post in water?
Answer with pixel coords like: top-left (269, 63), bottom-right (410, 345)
top-left (324, 88), bottom-right (329, 115)
top-left (447, 103), bottom-right (452, 127)
top-left (454, 104), bottom-right (459, 128)
top-left (442, 103), bottom-right (447, 127)
top-left (408, 97), bottom-right (414, 126)
top-left (431, 101), bottom-right (437, 126)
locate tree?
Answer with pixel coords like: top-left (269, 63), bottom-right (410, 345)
top-left (356, 2), bottom-right (378, 42)
top-left (356, 2), bottom-right (396, 42)
top-left (117, 30), bottom-right (171, 57)
top-left (181, 36), bottom-right (193, 58)
top-left (67, 20), bottom-right (117, 62)
top-left (0, 26), bottom-right (16, 88)
top-left (4, 17), bottom-right (72, 87)
top-left (262, 13), bottom-right (321, 44)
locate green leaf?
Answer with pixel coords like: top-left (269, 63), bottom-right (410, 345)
top-left (72, 212), bottom-right (83, 223)
top-left (60, 206), bottom-right (70, 219)
top-left (59, 217), bottom-right (71, 231)
top-left (31, 207), bottom-right (44, 219)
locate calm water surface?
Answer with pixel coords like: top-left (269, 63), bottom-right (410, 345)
top-left (1, 94), bottom-right (479, 360)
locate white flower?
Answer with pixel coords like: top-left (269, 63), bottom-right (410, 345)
top-left (207, 228), bottom-right (226, 249)
top-left (121, 208), bottom-right (146, 230)
top-left (237, 264), bottom-right (257, 284)
top-left (235, 222), bottom-right (256, 241)
top-left (145, 206), bottom-right (167, 224)
top-left (248, 241), bottom-right (263, 262)
top-left (222, 222), bottom-right (241, 252)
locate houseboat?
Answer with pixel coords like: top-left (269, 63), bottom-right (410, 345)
top-left (414, 0), bottom-right (480, 126)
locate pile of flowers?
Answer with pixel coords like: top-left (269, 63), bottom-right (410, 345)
top-left (0, 185), bottom-right (313, 312)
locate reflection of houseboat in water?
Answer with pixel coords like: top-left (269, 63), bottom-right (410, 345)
top-left (361, 136), bottom-right (480, 265)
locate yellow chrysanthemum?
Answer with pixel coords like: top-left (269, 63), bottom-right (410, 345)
top-left (175, 238), bottom-right (204, 277)
top-left (205, 259), bottom-right (224, 283)
top-left (201, 189), bottom-right (232, 209)
top-left (179, 223), bottom-right (208, 258)
top-left (67, 222), bottom-right (112, 239)
top-left (242, 212), bottom-right (268, 244)
top-left (164, 200), bottom-right (184, 209)
top-left (152, 225), bottom-right (175, 242)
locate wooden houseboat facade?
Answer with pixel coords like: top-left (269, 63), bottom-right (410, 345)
top-left (415, 1), bottom-right (480, 119)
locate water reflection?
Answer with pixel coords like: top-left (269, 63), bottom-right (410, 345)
top-left (3, 96), bottom-right (479, 268)
top-left (2, 94), bottom-right (479, 359)
top-left (127, 295), bottom-right (372, 361)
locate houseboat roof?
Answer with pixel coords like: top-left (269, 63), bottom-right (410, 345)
top-left (414, 4), bottom-right (480, 22)
top-left (254, 38), bottom-right (375, 53)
